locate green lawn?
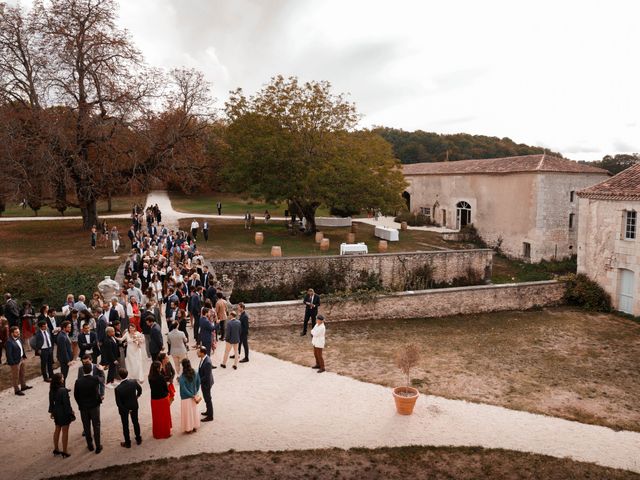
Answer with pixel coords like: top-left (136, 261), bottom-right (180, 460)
top-left (170, 192), bottom-right (331, 217)
top-left (1, 195), bottom-right (145, 217)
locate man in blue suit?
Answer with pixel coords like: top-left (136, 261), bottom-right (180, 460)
top-left (57, 321), bottom-right (73, 385)
top-left (199, 308), bottom-right (217, 356)
top-left (6, 326), bottom-right (31, 395)
top-left (197, 346), bottom-right (214, 421)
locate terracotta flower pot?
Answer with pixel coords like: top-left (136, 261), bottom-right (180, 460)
top-left (347, 232), bottom-right (355, 243)
top-left (378, 240), bottom-right (388, 252)
top-left (271, 246), bottom-right (282, 257)
top-left (255, 232), bottom-right (264, 245)
top-left (315, 231), bottom-right (324, 243)
top-left (400, 221), bottom-right (408, 231)
top-left (351, 224), bottom-right (358, 233)
top-left (320, 238), bottom-right (330, 251)
top-left (392, 386), bottom-right (419, 415)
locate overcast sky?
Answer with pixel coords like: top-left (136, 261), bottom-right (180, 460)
top-left (10, 0), bottom-right (640, 160)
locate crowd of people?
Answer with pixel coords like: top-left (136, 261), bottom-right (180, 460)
top-left (0, 201), bottom-right (329, 461)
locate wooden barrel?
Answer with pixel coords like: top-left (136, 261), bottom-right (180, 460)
top-left (351, 224), bottom-right (358, 233)
top-left (271, 246), bottom-right (282, 257)
top-left (315, 231), bottom-right (324, 243)
top-left (400, 221), bottom-right (408, 231)
top-left (347, 232), bottom-right (355, 243)
top-left (255, 232), bottom-right (264, 245)
top-left (320, 238), bottom-right (330, 251)
top-left (378, 240), bottom-right (388, 253)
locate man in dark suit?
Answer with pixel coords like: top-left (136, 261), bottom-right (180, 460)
top-left (35, 321), bottom-right (54, 382)
top-left (100, 326), bottom-right (120, 386)
top-left (200, 266), bottom-right (212, 288)
top-left (6, 326), bottom-right (31, 395)
top-left (78, 322), bottom-right (99, 364)
top-left (301, 288), bottom-right (320, 336)
top-left (74, 363), bottom-right (103, 454)
top-left (57, 321), bottom-right (73, 385)
top-left (115, 367), bottom-right (143, 448)
top-left (238, 303), bottom-right (250, 363)
top-left (204, 279), bottom-right (217, 305)
top-left (77, 354), bottom-right (105, 398)
top-left (199, 309), bottom-right (216, 356)
top-left (197, 346), bottom-right (214, 421)
top-left (188, 287), bottom-right (202, 345)
top-left (3, 293), bottom-right (20, 328)
top-left (146, 316), bottom-right (163, 362)
top-left (96, 308), bottom-right (108, 346)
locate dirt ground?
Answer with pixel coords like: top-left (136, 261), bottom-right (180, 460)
top-left (252, 307), bottom-right (640, 432)
top-left (53, 445), bottom-right (640, 480)
top-left (0, 354), bottom-right (57, 391)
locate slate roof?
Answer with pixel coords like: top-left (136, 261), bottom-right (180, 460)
top-left (402, 154), bottom-right (609, 176)
top-left (578, 162), bottom-right (640, 200)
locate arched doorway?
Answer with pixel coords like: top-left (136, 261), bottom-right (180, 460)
top-left (456, 201), bottom-right (471, 229)
top-left (618, 269), bottom-right (635, 314)
top-left (402, 191), bottom-right (411, 211)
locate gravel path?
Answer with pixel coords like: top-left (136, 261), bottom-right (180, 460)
top-left (1, 345), bottom-right (639, 479)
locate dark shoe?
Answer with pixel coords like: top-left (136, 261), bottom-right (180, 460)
top-left (202, 417), bottom-right (213, 422)
top-left (52, 449), bottom-right (61, 456)
top-left (312, 365), bottom-right (320, 369)
top-left (120, 442), bottom-right (131, 448)
top-left (317, 369), bottom-right (325, 373)
top-left (60, 452), bottom-right (71, 458)
top-left (95, 445), bottom-right (103, 454)
top-left (21, 385), bottom-right (33, 391)
top-left (87, 444), bottom-right (94, 452)
top-left (232, 365), bottom-right (237, 370)
top-left (300, 332), bottom-right (306, 336)
top-left (15, 391), bottom-right (25, 396)
top-left (136, 438), bottom-right (142, 445)
top-left (239, 358), bottom-right (249, 363)
top-left (229, 355), bottom-right (235, 359)
top-left (211, 365), bottom-right (217, 369)
top-left (220, 364), bottom-right (226, 368)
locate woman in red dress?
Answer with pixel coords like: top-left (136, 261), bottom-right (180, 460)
top-left (148, 361), bottom-right (172, 439)
top-left (127, 296), bottom-right (141, 332)
top-left (158, 352), bottom-right (176, 403)
top-left (21, 300), bottom-right (36, 347)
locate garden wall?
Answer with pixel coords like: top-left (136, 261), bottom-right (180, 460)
top-left (244, 280), bottom-right (565, 326)
top-left (210, 249), bottom-right (493, 300)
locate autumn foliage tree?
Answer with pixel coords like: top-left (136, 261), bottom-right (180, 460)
top-left (224, 75), bottom-right (406, 232)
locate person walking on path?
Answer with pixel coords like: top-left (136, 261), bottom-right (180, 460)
top-left (238, 303), bottom-right (249, 363)
top-left (122, 324), bottom-right (146, 383)
top-left (190, 219), bottom-right (200, 240)
top-left (203, 221), bottom-right (209, 242)
top-left (74, 363), bottom-right (103, 454)
top-left (49, 373), bottom-right (74, 458)
top-left (167, 321), bottom-right (188, 375)
top-left (301, 288), bottom-right (320, 336)
top-left (148, 360), bottom-right (172, 439)
top-left (197, 346), bottom-right (214, 422)
top-left (57, 321), bottom-right (73, 386)
top-left (216, 201), bottom-right (222, 215)
top-left (179, 358), bottom-right (201, 433)
top-left (147, 316), bottom-right (163, 362)
top-left (114, 367), bottom-right (143, 448)
top-left (6, 326), bottom-right (31, 395)
top-left (311, 315), bottom-right (326, 373)
top-left (220, 312), bottom-right (240, 370)
top-left (110, 226), bottom-right (121, 254)
top-left (35, 320), bottom-right (55, 382)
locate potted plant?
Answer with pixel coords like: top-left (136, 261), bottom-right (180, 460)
top-left (392, 343), bottom-right (421, 415)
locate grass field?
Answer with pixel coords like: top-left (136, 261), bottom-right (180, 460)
top-left (170, 192), bottom-right (331, 217)
top-left (252, 307), bottom-right (640, 432)
top-left (1, 195), bottom-right (145, 217)
top-left (53, 445), bottom-right (639, 480)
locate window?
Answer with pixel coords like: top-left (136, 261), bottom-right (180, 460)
top-left (625, 210), bottom-right (637, 240)
top-left (569, 213), bottom-right (575, 229)
top-left (420, 207), bottom-right (431, 220)
top-left (523, 242), bottom-right (531, 259)
top-left (570, 191), bottom-right (575, 203)
top-left (456, 201), bottom-right (472, 229)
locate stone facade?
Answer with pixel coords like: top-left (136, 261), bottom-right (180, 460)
top-left (244, 281), bottom-right (565, 326)
top-left (209, 249), bottom-right (493, 297)
top-left (403, 155), bottom-right (609, 262)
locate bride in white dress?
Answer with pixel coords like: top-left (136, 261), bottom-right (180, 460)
top-left (122, 323), bottom-right (146, 383)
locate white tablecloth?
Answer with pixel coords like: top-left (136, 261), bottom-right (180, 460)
top-left (374, 226), bottom-right (399, 241)
top-left (340, 243), bottom-right (369, 255)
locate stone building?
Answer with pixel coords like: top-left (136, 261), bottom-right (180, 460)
top-left (577, 164), bottom-right (640, 314)
top-left (402, 154), bottom-right (609, 262)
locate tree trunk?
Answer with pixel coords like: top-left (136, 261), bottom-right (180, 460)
top-left (300, 202), bottom-right (319, 234)
top-left (107, 191), bottom-right (112, 212)
top-left (79, 196), bottom-right (99, 230)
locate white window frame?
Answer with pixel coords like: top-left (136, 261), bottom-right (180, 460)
top-left (625, 210), bottom-right (636, 240)
top-left (419, 207), bottom-right (431, 220)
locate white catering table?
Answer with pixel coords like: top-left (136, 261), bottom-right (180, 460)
top-left (340, 242), bottom-right (369, 255)
top-left (315, 217), bottom-right (353, 227)
top-left (374, 226), bottom-right (399, 241)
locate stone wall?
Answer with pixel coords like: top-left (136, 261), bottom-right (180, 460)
top-left (244, 280), bottom-right (565, 327)
top-left (209, 249), bottom-right (493, 295)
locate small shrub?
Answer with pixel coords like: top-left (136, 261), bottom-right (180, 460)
top-left (395, 343), bottom-right (421, 388)
top-left (394, 211), bottom-right (435, 227)
top-left (562, 273), bottom-right (612, 312)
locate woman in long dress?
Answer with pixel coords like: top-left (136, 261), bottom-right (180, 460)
top-left (122, 324), bottom-right (146, 383)
top-left (148, 361), bottom-right (172, 439)
top-left (127, 296), bottom-right (141, 332)
top-left (179, 358), bottom-right (201, 434)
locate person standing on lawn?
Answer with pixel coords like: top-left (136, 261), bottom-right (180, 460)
top-left (216, 201), bottom-right (222, 215)
top-left (301, 288), bottom-right (320, 336)
top-left (311, 315), bottom-right (326, 373)
top-left (7, 326), bottom-right (32, 395)
top-left (203, 221), bottom-right (209, 242)
top-left (190, 219), bottom-right (200, 240)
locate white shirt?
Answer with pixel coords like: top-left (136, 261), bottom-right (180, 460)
top-left (311, 323), bottom-right (325, 349)
top-left (191, 221), bottom-right (199, 230)
top-left (16, 337), bottom-right (24, 358)
top-left (41, 330), bottom-right (52, 349)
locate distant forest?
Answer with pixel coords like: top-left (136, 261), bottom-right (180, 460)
top-left (373, 127), bottom-right (562, 164)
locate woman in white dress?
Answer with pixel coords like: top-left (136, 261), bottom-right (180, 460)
top-left (122, 323), bottom-right (146, 383)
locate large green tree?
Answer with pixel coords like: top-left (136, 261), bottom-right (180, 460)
top-left (224, 75), bottom-right (406, 232)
